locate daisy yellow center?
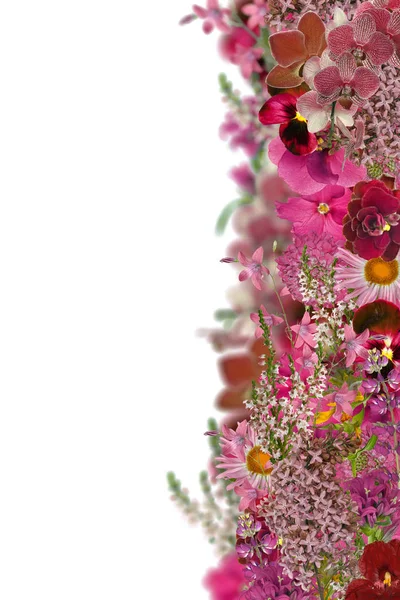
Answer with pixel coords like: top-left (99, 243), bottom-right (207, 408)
top-left (364, 257), bottom-right (399, 286)
top-left (384, 572), bottom-right (392, 587)
top-left (295, 111), bottom-right (307, 123)
top-left (246, 445), bottom-right (272, 476)
top-left (318, 203), bottom-right (330, 214)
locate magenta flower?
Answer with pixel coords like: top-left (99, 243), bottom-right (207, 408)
top-left (238, 247), bottom-right (270, 290)
top-left (259, 92), bottom-right (317, 155)
top-left (327, 12), bottom-right (394, 65)
top-left (234, 479), bottom-right (268, 511)
top-left (291, 311), bottom-right (317, 348)
top-left (268, 136), bottom-right (367, 195)
top-left (229, 164), bottom-right (256, 195)
top-left (203, 553), bottom-right (245, 600)
top-left (241, 0), bottom-right (268, 30)
top-left (250, 304), bottom-right (283, 338)
top-left (340, 324), bottom-right (370, 367)
top-left (321, 383), bottom-right (357, 422)
top-left (277, 184), bottom-right (351, 241)
top-left (295, 344), bottom-right (318, 374)
top-left (314, 52), bottom-right (380, 105)
top-left (192, 0), bottom-right (231, 34)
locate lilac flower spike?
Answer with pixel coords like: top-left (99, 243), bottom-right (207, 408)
top-left (238, 247), bottom-right (270, 290)
top-left (314, 52), bottom-right (380, 106)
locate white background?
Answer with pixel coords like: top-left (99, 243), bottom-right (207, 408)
top-left (0, 1), bottom-right (247, 598)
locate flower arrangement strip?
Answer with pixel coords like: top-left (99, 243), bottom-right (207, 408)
top-left (170, 1), bottom-right (400, 598)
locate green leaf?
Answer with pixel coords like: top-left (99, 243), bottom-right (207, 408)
top-left (362, 434), bottom-right (378, 453)
top-left (214, 309), bottom-right (237, 322)
top-left (351, 407), bottom-right (365, 427)
top-left (215, 197), bottom-right (253, 235)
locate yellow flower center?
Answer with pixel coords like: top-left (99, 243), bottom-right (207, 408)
top-left (384, 571), bottom-right (392, 587)
top-left (295, 111), bottom-right (307, 123)
top-left (364, 257), bottom-right (399, 285)
top-left (382, 339), bottom-right (394, 361)
top-left (246, 445), bottom-right (273, 476)
top-left (318, 203), bottom-right (330, 214)
top-left (384, 222), bottom-right (391, 231)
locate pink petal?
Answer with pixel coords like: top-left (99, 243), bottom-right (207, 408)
top-left (328, 24), bottom-right (355, 56)
top-left (302, 56), bottom-right (321, 87)
top-left (252, 247), bottom-right (264, 263)
top-left (389, 9), bottom-right (400, 34)
top-left (337, 52), bottom-right (357, 82)
top-left (350, 66), bottom-right (380, 98)
top-left (364, 31), bottom-right (394, 64)
top-left (239, 268), bottom-right (250, 282)
top-left (353, 13), bottom-right (376, 44)
top-left (193, 5), bottom-right (208, 17)
top-left (314, 66), bottom-right (342, 97)
top-left (237, 251), bottom-right (250, 267)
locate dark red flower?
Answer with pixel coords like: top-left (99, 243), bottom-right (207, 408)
top-left (259, 93), bottom-right (317, 156)
top-left (353, 300), bottom-right (400, 366)
top-left (343, 179), bottom-right (400, 261)
top-left (346, 541), bottom-right (400, 599)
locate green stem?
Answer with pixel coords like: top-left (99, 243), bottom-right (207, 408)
top-left (328, 101), bottom-right (337, 148)
top-left (313, 564), bottom-right (325, 600)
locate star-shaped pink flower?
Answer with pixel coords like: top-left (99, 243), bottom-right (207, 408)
top-left (238, 247), bottom-right (270, 290)
top-left (291, 311), bottom-right (317, 348)
top-left (250, 305), bottom-right (283, 338)
top-left (340, 324), bottom-right (370, 367)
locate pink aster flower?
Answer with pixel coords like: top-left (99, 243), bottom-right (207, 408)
top-left (268, 137), bottom-right (367, 195)
top-left (296, 90), bottom-right (357, 134)
top-left (277, 184), bottom-right (351, 241)
top-left (340, 324), bottom-right (370, 367)
top-left (327, 12), bottom-right (394, 66)
top-left (291, 311), bottom-right (317, 348)
top-left (238, 247), bottom-right (270, 290)
top-left (241, 0), bottom-right (268, 30)
top-left (192, 0), bottom-right (231, 34)
top-left (250, 304), bottom-right (284, 338)
top-left (216, 420), bottom-right (272, 490)
top-left (314, 52), bottom-right (380, 106)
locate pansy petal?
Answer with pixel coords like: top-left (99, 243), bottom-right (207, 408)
top-left (279, 120), bottom-right (318, 155)
top-left (259, 93), bottom-right (297, 125)
top-left (269, 30), bottom-right (307, 66)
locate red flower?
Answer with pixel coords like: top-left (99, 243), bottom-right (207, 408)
top-left (343, 179), bottom-right (400, 261)
top-left (346, 541), bottom-right (400, 599)
top-left (259, 93), bottom-right (317, 156)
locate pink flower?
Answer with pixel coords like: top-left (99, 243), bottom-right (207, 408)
top-left (235, 479), bottom-right (267, 511)
top-left (238, 247), bottom-right (270, 290)
top-left (314, 52), bottom-right (380, 105)
top-left (291, 311), bottom-right (317, 348)
top-left (340, 324), bottom-right (370, 367)
top-left (259, 92), bottom-right (317, 156)
top-left (193, 0), bottom-right (231, 34)
top-left (229, 164), bottom-right (256, 195)
top-left (354, 6), bottom-right (400, 67)
top-left (296, 90), bottom-right (357, 134)
top-left (234, 45), bottom-right (264, 79)
top-left (327, 12), bottom-right (394, 65)
top-left (241, 0), bottom-right (268, 29)
top-left (250, 304), bottom-right (284, 338)
top-left (295, 344), bottom-right (318, 375)
top-left (323, 383), bottom-right (357, 421)
top-left (276, 184), bottom-right (351, 240)
top-left (203, 553), bottom-right (244, 600)
top-left (268, 137), bottom-right (367, 195)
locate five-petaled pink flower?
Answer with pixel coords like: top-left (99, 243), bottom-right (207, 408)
top-left (250, 304), bottom-right (284, 337)
top-left (241, 0), bottom-right (268, 30)
top-left (323, 383), bottom-right (357, 421)
top-left (192, 0), bottom-right (231, 34)
top-left (314, 52), bottom-right (380, 106)
top-left (238, 247), bottom-right (270, 290)
top-left (328, 12), bottom-right (394, 65)
top-left (340, 324), bottom-right (370, 367)
top-left (291, 311), bottom-right (317, 348)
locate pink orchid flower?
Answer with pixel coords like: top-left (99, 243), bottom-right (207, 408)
top-left (241, 0), bottom-right (268, 30)
top-left (340, 324), bottom-right (370, 367)
top-left (327, 12), bottom-right (394, 65)
top-left (192, 0), bottom-right (231, 34)
top-left (291, 311), bottom-right (317, 348)
top-left (314, 52), bottom-right (380, 106)
top-left (250, 304), bottom-right (284, 338)
top-left (296, 90), bottom-right (357, 134)
top-left (238, 247), bottom-right (270, 290)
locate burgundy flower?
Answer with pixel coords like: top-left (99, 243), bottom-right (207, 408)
top-left (259, 92), bottom-right (317, 155)
top-left (314, 52), bottom-right (380, 105)
top-left (328, 12), bottom-right (394, 66)
top-left (343, 180), bottom-right (400, 261)
top-left (345, 541), bottom-right (400, 599)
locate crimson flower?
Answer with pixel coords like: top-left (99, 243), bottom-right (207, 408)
top-left (343, 179), bottom-right (400, 261)
top-left (346, 540), bottom-right (400, 599)
top-left (314, 52), bottom-right (380, 105)
top-left (259, 93), bottom-right (317, 155)
top-left (328, 12), bottom-right (394, 66)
